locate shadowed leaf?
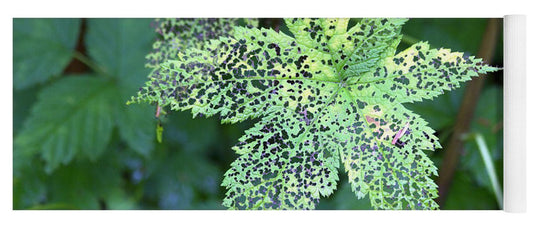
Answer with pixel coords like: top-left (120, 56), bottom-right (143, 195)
top-left (13, 18), bottom-right (81, 89)
top-left (15, 76), bottom-right (115, 172)
top-left (86, 18), bottom-right (157, 156)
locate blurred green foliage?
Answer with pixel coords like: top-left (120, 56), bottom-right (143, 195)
top-left (13, 18), bottom-right (503, 210)
top-left (13, 19), bottom-right (80, 90)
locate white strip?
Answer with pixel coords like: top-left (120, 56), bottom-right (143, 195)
top-left (503, 15), bottom-right (527, 213)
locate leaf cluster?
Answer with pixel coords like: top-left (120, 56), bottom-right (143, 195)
top-left (13, 18), bottom-right (247, 209)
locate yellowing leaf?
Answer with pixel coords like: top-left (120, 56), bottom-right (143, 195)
top-left (131, 18), bottom-right (499, 209)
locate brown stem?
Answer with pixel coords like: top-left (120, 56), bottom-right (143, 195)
top-left (63, 18), bottom-right (89, 74)
top-left (436, 18), bottom-right (502, 207)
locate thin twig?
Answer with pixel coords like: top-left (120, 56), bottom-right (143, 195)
top-left (72, 51), bottom-right (110, 77)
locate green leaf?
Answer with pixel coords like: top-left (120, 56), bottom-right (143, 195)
top-left (331, 180), bottom-right (373, 209)
top-left (13, 152), bottom-right (47, 209)
top-left (114, 87), bottom-right (156, 156)
top-left (86, 18), bottom-right (157, 155)
top-left (104, 188), bottom-right (138, 210)
top-left (86, 18), bottom-right (154, 82)
top-left (164, 111), bottom-right (219, 154)
top-left (13, 85), bottom-right (41, 136)
top-left (114, 99), bottom-right (156, 156)
top-left (146, 18), bottom-right (258, 70)
top-left (133, 18), bottom-right (499, 209)
top-left (143, 150), bottom-right (222, 209)
top-left (45, 152), bottom-right (126, 209)
top-left (126, 19), bottom-right (256, 153)
top-left (13, 18), bottom-right (81, 90)
top-left (402, 19), bottom-right (494, 131)
top-left (14, 76), bottom-right (115, 172)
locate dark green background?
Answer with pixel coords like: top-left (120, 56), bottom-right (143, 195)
top-left (13, 18), bottom-right (503, 210)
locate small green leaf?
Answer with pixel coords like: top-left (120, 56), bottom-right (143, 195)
top-left (15, 76), bottom-right (115, 172)
top-left (13, 18), bottom-right (81, 90)
top-left (156, 122), bottom-right (164, 143)
top-left (104, 188), bottom-right (138, 210)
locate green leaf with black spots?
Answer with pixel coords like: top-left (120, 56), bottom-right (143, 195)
top-left (146, 18), bottom-right (258, 70)
top-left (132, 18), bottom-right (500, 209)
top-left (13, 18), bottom-right (81, 90)
top-left (135, 18), bottom-right (258, 110)
top-left (14, 76), bottom-right (115, 172)
top-left (128, 18), bottom-right (257, 144)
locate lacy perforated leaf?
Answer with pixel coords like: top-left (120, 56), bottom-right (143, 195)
top-left (146, 18), bottom-right (258, 70)
top-left (139, 18), bottom-right (258, 105)
top-left (131, 18), bottom-right (499, 209)
top-left (129, 18), bottom-right (257, 142)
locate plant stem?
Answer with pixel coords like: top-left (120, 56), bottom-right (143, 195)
top-left (474, 133), bottom-right (503, 209)
top-left (72, 51), bottom-right (110, 77)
